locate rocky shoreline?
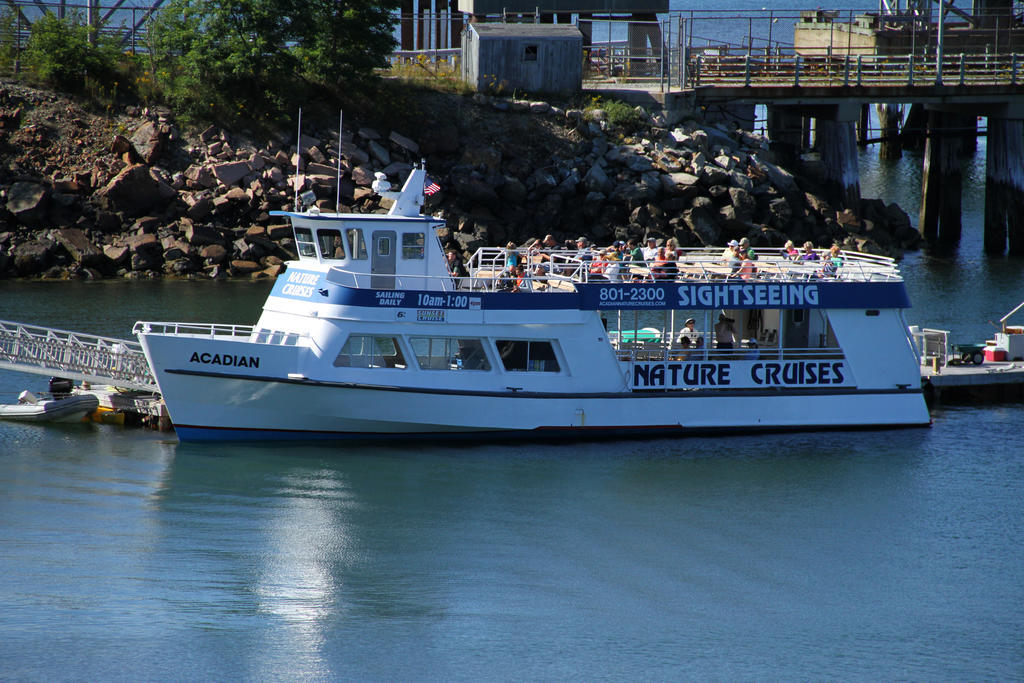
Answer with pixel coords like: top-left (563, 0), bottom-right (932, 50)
top-left (0, 81), bottom-right (920, 281)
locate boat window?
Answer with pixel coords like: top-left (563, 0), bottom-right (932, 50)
top-left (294, 228), bottom-right (317, 258)
top-left (333, 335), bottom-right (406, 369)
top-left (410, 337), bottom-right (491, 371)
top-left (377, 236), bottom-right (391, 257)
top-left (402, 232), bottom-right (425, 260)
top-left (317, 229), bottom-right (344, 260)
top-left (346, 228), bottom-right (368, 260)
top-left (496, 340), bottom-right (560, 372)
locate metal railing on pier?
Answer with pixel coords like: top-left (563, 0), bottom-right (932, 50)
top-left (0, 319), bottom-right (157, 392)
top-left (689, 50), bottom-right (1024, 88)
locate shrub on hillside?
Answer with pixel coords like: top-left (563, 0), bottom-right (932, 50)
top-left (21, 12), bottom-right (120, 93)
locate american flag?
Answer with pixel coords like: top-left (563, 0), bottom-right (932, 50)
top-left (424, 177), bottom-right (441, 196)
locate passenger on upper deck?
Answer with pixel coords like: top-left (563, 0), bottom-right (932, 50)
top-left (650, 247), bottom-right (679, 281)
top-left (505, 242), bottom-right (521, 268)
top-left (499, 264), bottom-right (527, 292)
top-left (627, 239), bottom-right (643, 264)
top-left (446, 249), bottom-right (469, 279)
top-left (784, 240), bottom-right (800, 260)
top-left (821, 244), bottom-right (843, 277)
top-left (721, 240), bottom-right (741, 276)
top-left (721, 240), bottom-right (739, 262)
top-left (738, 237), bottom-right (754, 260)
top-left (737, 253), bottom-right (758, 280)
top-left (603, 247), bottom-right (623, 282)
top-left (642, 237), bottom-right (659, 262)
top-left (800, 241), bottom-right (820, 261)
top-left (575, 237), bottom-right (595, 263)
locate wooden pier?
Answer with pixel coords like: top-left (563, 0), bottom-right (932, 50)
top-left (921, 361), bottom-right (1024, 404)
top-left (581, 5), bottom-right (1024, 254)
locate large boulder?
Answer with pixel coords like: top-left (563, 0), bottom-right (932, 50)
top-left (6, 182), bottom-right (49, 227)
top-left (95, 164), bottom-right (175, 217)
top-left (130, 121), bottom-right (169, 164)
top-left (683, 206), bottom-right (721, 246)
top-left (13, 239), bottom-right (56, 275)
top-left (55, 228), bottom-right (111, 272)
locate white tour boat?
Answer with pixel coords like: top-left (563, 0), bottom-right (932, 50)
top-left (134, 167), bottom-right (931, 441)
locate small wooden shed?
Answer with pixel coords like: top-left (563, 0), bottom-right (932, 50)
top-left (462, 24), bottom-right (583, 96)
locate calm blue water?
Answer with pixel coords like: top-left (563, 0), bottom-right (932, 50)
top-left (2, 133), bottom-right (1024, 679)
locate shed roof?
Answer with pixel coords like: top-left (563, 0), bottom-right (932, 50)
top-left (469, 24), bottom-right (584, 39)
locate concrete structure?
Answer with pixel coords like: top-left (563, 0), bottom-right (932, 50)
top-left (462, 24), bottom-right (584, 95)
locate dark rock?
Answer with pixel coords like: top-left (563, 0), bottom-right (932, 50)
top-left (728, 187), bottom-right (756, 220)
top-left (130, 121), bottom-right (168, 164)
top-left (7, 182), bottom-right (49, 227)
top-left (103, 245), bottom-right (130, 266)
top-left (130, 250), bottom-right (162, 271)
top-left (699, 165), bottom-right (730, 187)
top-left (200, 243), bottom-right (228, 263)
top-left (211, 161), bottom-right (251, 186)
top-left (55, 228), bottom-right (109, 271)
top-left (229, 259), bottom-right (262, 274)
top-left (95, 164), bottom-right (176, 217)
top-left (499, 177), bottom-right (528, 205)
top-left (683, 207), bottom-right (720, 246)
top-left (12, 239), bottom-right (55, 275)
top-left (185, 223), bottom-right (225, 247)
top-left (582, 191), bottom-right (606, 221)
top-left (766, 197), bottom-right (793, 229)
top-left (128, 232), bottom-right (163, 257)
top-left (164, 257), bottom-right (197, 275)
top-left (451, 174), bottom-right (500, 207)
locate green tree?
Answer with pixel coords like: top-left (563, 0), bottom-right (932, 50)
top-left (21, 12), bottom-right (120, 92)
top-left (293, 0), bottom-right (398, 86)
top-left (147, 0), bottom-right (300, 122)
top-left (147, 0), bottom-right (398, 124)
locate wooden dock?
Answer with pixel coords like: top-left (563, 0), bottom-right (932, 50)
top-left (921, 361), bottom-right (1024, 404)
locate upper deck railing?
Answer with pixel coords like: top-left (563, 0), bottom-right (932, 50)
top-left (317, 246), bottom-right (900, 294)
top-left (465, 246), bottom-right (901, 292)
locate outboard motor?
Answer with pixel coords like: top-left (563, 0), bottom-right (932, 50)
top-left (48, 377), bottom-right (74, 398)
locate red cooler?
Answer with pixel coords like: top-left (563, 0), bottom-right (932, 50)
top-left (985, 348), bottom-right (1007, 362)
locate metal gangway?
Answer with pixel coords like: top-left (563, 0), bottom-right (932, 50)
top-left (0, 319), bottom-right (158, 392)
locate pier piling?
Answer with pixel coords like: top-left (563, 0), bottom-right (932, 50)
top-left (876, 103), bottom-right (903, 159)
top-left (919, 110), bottom-right (964, 246)
top-left (984, 117), bottom-right (1024, 254)
top-left (766, 105), bottom-right (804, 168)
top-left (818, 118), bottom-right (861, 210)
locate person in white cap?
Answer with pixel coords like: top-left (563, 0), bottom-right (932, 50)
top-left (676, 317), bottom-right (703, 347)
top-left (642, 237), bottom-right (659, 262)
top-left (720, 239), bottom-right (740, 261)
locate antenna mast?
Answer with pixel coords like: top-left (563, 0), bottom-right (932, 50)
top-left (335, 110), bottom-right (343, 213)
top-left (293, 108), bottom-right (302, 210)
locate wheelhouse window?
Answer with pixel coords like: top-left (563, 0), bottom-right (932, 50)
top-left (496, 340), bottom-right (560, 372)
top-left (317, 229), bottom-right (344, 260)
top-left (294, 228), bottom-right (316, 258)
top-left (377, 236), bottom-right (391, 257)
top-left (410, 337), bottom-right (491, 371)
top-left (334, 335), bottom-right (406, 369)
top-left (402, 232), bottom-right (425, 260)
top-left (346, 228), bottom-right (368, 260)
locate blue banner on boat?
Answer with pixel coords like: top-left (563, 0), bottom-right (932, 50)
top-left (271, 270), bottom-right (911, 311)
top-left (576, 281), bottom-right (911, 310)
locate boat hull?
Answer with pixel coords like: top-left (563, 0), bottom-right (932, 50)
top-left (0, 394), bottom-right (99, 423)
top-left (154, 370), bottom-right (930, 442)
